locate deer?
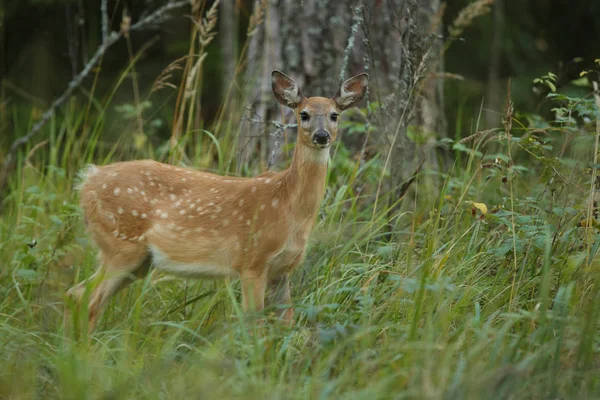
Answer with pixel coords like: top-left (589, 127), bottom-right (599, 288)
top-left (66, 70), bottom-right (368, 332)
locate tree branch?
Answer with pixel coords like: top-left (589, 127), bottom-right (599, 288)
top-left (0, 0), bottom-right (189, 213)
top-left (101, 0), bottom-right (109, 43)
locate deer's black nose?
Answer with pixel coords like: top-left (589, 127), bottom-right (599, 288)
top-left (312, 130), bottom-right (330, 147)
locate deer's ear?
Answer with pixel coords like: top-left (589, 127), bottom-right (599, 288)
top-left (332, 73), bottom-right (369, 110)
top-left (272, 70), bottom-right (304, 108)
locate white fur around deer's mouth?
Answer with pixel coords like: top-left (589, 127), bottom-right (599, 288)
top-left (312, 139), bottom-right (330, 148)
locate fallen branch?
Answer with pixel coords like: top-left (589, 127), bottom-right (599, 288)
top-left (0, 0), bottom-right (189, 213)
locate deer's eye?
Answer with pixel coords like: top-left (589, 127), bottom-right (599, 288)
top-left (330, 113), bottom-right (338, 122)
top-left (300, 111), bottom-right (310, 122)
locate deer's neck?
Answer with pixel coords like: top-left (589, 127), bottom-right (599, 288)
top-left (280, 144), bottom-right (329, 222)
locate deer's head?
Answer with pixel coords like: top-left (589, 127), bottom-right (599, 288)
top-left (271, 70), bottom-right (368, 150)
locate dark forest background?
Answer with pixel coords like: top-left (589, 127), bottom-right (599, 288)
top-left (2, 0), bottom-right (599, 146)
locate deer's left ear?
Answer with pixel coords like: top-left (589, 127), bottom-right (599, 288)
top-left (332, 73), bottom-right (369, 110)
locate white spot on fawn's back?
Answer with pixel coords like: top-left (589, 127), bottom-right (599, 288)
top-left (114, 188), bottom-right (121, 196)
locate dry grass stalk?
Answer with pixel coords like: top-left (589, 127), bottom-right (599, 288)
top-left (247, 0), bottom-right (267, 37)
top-left (449, 0), bottom-right (495, 38)
top-left (184, 0), bottom-right (220, 103)
top-left (151, 56), bottom-right (187, 93)
top-left (195, 0), bottom-right (220, 47)
top-left (121, 7), bottom-right (131, 38)
top-left (429, 2), bottom-right (447, 35)
top-left (184, 54), bottom-right (206, 99)
top-left (503, 78), bottom-right (513, 136)
top-left (191, 0), bottom-right (202, 14)
top-left (170, 0), bottom-right (221, 157)
top-left (414, 48), bottom-right (431, 84)
top-left (429, 72), bottom-right (465, 81)
top-left (458, 129), bottom-right (495, 144)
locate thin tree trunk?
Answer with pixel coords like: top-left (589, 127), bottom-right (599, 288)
top-left (415, 0), bottom-right (447, 198)
top-left (388, 0), bottom-right (445, 216)
top-left (486, 0), bottom-right (504, 128)
top-left (0, 0), bottom-right (6, 142)
top-left (220, 0), bottom-right (237, 100)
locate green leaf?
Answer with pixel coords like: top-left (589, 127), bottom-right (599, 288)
top-left (25, 186), bottom-right (40, 194)
top-left (49, 215), bottom-right (63, 226)
top-left (377, 245), bottom-right (395, 260)
top-left (15, 269), bottom-right (39, 280)
top-left (334, 185), bottom-right (348, 205)
top-left (452, 143), bottom-right (483, 158)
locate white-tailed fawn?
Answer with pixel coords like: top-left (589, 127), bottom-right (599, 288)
top-left (67, 70), bottom-right (368, 331)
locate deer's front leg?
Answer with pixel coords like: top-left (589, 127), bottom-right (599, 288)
top-left (240, 270), bottom-right (267, 315)
top-left (267, 274), bottom-right (294, 325)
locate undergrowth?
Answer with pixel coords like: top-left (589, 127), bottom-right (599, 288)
top-left (1, 13), bottom-right (600, 399)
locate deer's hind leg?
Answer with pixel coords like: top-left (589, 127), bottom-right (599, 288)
top-left (267, 274), bottom-right (294, 325)
top-left (66, 239), bottom-right (150, 333)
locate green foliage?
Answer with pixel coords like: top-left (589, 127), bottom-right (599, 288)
top-left (533, 72), bottom-right (558, 93)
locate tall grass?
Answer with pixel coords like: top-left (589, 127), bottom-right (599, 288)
top-left (1, 11), bottom-right (600, 400)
